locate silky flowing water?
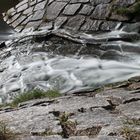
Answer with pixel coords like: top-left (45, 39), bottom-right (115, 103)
top-left (0, 22), bottom-right (140, 103)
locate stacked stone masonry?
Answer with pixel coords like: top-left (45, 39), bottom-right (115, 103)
top-left (3, 0), bottom-right (138, 32)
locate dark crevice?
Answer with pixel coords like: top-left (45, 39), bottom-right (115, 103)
top-left (123, 98), bottom-right (140, 104)
top-left (102, 100), bottom-right (116, 111)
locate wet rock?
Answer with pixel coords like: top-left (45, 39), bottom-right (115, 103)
top-left (100, 21), bottom-right (119, 31)
top-left (110, 13), bottom-right (130, 22)
top-left (122, 22), bottom-right (140, 33)
top-left (100, 50), bottom-right (127, 61)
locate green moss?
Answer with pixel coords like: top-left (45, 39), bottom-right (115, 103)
top-left (115, 1), bottom-right (140, 18)
top-left (12, 89), bottom-right (61, 106)
top-left (58, 112), bottom-right (77, 138)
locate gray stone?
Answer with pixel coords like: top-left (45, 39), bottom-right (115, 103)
top-left (23, 6), bottom-right (34, 16)
top-left (11, 15), bottom-right (27, 28)
top-left (117, 100), bottom-right (140, 120)
top-left (21, 14), bottom-right (33, 25)
top-left (109, 13), bottom-right (130, 22)
top-left (95, 136), bottom-right (125, 140)
top-left (91, 4), bottom-right (110, 20)
top-left (16, 0), bottom-right (28, 8)
top-left (25, 20), bottom-right (42, 29)
top-left (17, 3), bottom-right (28, 13)
top-left (8, 13), bottom-right (21, 24)
top-left (14, 25), bottom-right (24, 32)
top-left (73, 108), bottom-right (121, 130)
top-left (30, 10), bottom-right (45, 21)
top-left (54, 17), bottom-right (68, 28)
top-left (90, 0), bottom-right (112, 5)
top-left (70, 0), bottom-right (89, 3)
top-left (122, 22), bottom-right (140, 33)
top-left (38, 0), bottom-right (44, 3)
top-left (39, 21), bottom-right (53, 30)
top-left (34, 0), bottom-right (47, 11)
top-left (79, 5), bottom-right (94, 16)
top-left (68, 136), bottom-right (90, 140)
top-left (48, 0), bottom-right (55, 5)
top-left (96, 88), bottom-right (140, 105)
top-left (100, 21), bottom-right (119, 31)
top-left (113, 0), bottom-right (136, 7)
top-left (6, 8), bottom-right (16, 17)
top-left (30, 0), bottom-right (38, 6)
top-left (63, 4), bottom-right (81, 15)
top-left (80, 19), bottom-right (102, 31)
top-left (65, 15), bottom-right (85, 30)
top-left (20, 135), bottom-right (63, 140)
top-left (46, 2), bottom-right (67, 20)
top-left (56, 0), bottom-right (71, 2)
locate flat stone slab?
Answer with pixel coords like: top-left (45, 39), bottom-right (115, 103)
top-left (0, 84), bottom-right (139, 139)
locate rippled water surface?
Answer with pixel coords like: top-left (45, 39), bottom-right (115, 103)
top-left (1, 23), bottom-right (140, 102)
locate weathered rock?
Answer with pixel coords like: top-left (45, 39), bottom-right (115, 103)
top-left (46, 2), bottom-right (67, 20)
top-left (65, 15), bottom-right (85, 30)
top-left (113, 0), bottom-right (136, 7)
top-left (63, 4), bottom-right (81, 15)
top-left (91, 4), bottom-right (111, 20)
top-left (117, 100), bottom-right (140, 120)
top-left (19, 135), bottom-right (63, 140)
top-left (79, 5), bottom-right (94, 15)
top-left (3, 0), bottom-right (139, 32)
top-left (80, 19), bottom-right (102, 31)
top-left (90, 0), bottom-right (112, 6)
top-left (70, 0), bottom-right (89, 4)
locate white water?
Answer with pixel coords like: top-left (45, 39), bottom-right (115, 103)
top-left (1, 23), bottom-right (140, 102)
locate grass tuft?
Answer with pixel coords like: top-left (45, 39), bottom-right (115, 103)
top-left (115, 1), bottom-right (140, 18)
top-left (121, 126), bottom-right (140, 140)
top-left (121, 118), bottom-right (140, 140)
top-left (12, 89), bottom-right (61, 106)
top-left (0, 121), bottom-right (15, 140)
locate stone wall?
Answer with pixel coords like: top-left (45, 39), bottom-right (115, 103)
top-left (3, 0), bottom-right (139, 32)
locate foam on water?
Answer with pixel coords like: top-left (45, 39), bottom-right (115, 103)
top-left (0, 23), bottom-right (140, 102)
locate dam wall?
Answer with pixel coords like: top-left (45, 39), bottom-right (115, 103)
top-left (3, 0), bottom-right (139, 32)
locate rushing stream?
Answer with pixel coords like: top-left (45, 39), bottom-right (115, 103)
top-left (0, 22), bottom-right (140, 103)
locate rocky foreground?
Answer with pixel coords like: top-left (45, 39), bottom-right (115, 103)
top-left (0, 79), bottom-right (140, 140)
